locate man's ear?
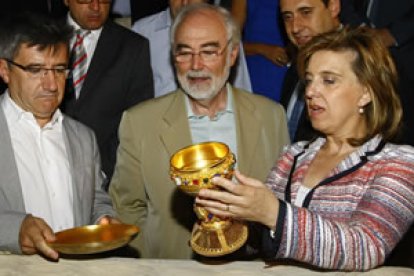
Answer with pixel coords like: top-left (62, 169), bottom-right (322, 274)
top-left (0, 59), bottom-right (10, 84)
top-left (229, 42), bottom-right (240, 67)
top-left (328, 0), bottom-right (341, 18)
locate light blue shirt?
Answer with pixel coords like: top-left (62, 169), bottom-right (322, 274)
top-left (185, 84), bottom-right (238, 159)
top-left (132, 8), bottom-right (252, 98)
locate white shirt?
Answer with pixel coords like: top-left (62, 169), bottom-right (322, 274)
top-left (294, 184), bottom-right (311, 207)
top-left (3, 92), bottom-right (74, 232)
top-left (112, 0), bottom-right (131, 17)
top-left (132, 8), bottom-right (252, 97)
top-left (67, 14), bottom-right (103, 72)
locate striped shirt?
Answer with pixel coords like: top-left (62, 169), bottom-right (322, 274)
top-left (264, 135), bottom-right (414, 271)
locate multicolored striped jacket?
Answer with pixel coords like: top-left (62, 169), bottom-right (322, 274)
top-left (264, 135), bottom-right (414, 271)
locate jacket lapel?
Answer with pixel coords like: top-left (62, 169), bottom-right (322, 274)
top-left (0, 97), bottom-right (25, 211)
top-left (77, 21), bottom-right (117, 103)
top-left (232, 88), bottom-right (261, 175)
top-left (62, 118), bottom-right (83, 225)
top-left (160, 91), bottom-right (193, 157)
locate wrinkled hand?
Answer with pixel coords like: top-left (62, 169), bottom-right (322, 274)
top-left (263, 45), bottom-right (289, 67)
top-left (19, 215), bottom-right (58, 260)
top-left (97, 216), bottom-right (122, 225)
top-left (195, 170), bottom-right (279, 229)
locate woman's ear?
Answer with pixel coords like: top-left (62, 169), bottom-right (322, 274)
top-left (358, 86), bottom-right (372, 107)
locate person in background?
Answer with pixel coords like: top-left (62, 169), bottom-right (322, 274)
top-left (110, 3), bottom-right (289, 259)
top-left (196, 27), bottom-right (414, 271)
top-left (279, 0), bottom-right (341, 142)
top-left (132, 0), bottom-right (252, 98)
top-left (340, 0), bottom-right (414, 147)
top-left (130, 0), bottom-right (168, 24)
top-left (61, 0), bottom-right (154, 190)
top-left (232, 0), bottom-right (289, 102)
top-left (0, 12), bottom-right (118, 260)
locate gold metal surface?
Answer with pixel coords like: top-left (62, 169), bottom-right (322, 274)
top-left (170, 142), bottom-right (248, 257)
top-left (48, 224), bottom-right (139, 254)
top-left (170, 142), bottom-right (235, 196)
top-left (170, 142), bottom-right (229, 172)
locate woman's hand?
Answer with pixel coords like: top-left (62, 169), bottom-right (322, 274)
top-left (195, 170), bottom-right (279, 229)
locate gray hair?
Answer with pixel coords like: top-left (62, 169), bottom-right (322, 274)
top-left (0, 12), bottom-right (72, 60)
top-left (170, 3), bottom-right (241, 47)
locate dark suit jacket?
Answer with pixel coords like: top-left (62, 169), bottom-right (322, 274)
top-left (280, 65), bottom-right (316, 142)
top-left (61, 20), bottom-right (154, 187)
top-left (340, 0), bottom-right (414, 146)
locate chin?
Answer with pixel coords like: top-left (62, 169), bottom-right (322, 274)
top-left (186, 90), bottom-right (218, 101)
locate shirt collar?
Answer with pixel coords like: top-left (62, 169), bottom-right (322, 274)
top-left (185, 83), bottom-right (234, 119)
top-left (3, 90), bottom-right (63, 129)
top-left (297, 134), bottom-right (384, 172)
top-left (156, 8), bottom-right (172, 30)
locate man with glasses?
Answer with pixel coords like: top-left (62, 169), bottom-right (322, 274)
top-left (109, 3), bottom-right (289, 259)
top-left (0, 12), bottom-right (117, 260)
top-left (132, 0), bottom-right (251, 98)
top-left (61, 0), bottom-right (154, 190)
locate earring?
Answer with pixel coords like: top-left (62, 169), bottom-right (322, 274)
top-left (359, 107), bottom-right (364, 114)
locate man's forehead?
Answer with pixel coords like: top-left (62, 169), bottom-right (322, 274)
top-left (281, 0), bottom-right (324, 11)
top-left (15, 43), bottom-right (68, 62)
top-left (175, 14), bottom-right (227, 45)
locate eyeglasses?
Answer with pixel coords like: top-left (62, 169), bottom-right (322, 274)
top-left (5, 59), bottom-right (70, 79)
top-left (174, 39), bottom-right (232, 63)
top-left (76, 0), bottom-right (111, 3)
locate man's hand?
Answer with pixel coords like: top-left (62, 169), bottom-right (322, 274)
top-left (19, 215), bottom-right (58, 260)
top-left (97, 216), bottom-right (122, 225)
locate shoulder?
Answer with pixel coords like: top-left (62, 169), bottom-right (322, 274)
top-left (375, 143), bottom-right (414, 164)
top-left (102, 21), bottom-right (149, 44)
top-left (233, 88), bottom-right (285, 114)
top-left (132, 11), bottom-right (165, 35)
top-left (125, 91), bottom-right (180, 117)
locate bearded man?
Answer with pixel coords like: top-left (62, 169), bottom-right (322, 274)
top-left (109, 3), bottom-right (289, 259)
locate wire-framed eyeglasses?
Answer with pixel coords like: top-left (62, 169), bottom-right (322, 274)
top-left (5, 59), bottom-right (70, 79)
top-left (174, 38), bottom-right (232, 63)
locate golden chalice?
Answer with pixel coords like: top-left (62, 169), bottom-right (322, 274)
top-left (170, 141), bottom-right (248, 257)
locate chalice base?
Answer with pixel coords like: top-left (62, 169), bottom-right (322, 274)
top-left (190, 220), bottom-right (248, 257)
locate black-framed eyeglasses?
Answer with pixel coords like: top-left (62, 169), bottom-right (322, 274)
top-left (174, 38), bottom-right (233, 63)
top-left (5, 59), bottom-right (70, 79)
top-left (76, 0), bottom-right (112, 3)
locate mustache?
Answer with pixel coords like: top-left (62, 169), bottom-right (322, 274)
top-left (186, 70), bottom-right (212, 78)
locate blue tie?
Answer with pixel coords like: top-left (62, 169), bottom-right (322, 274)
top-left (288, 84), bottom-right (305, 141)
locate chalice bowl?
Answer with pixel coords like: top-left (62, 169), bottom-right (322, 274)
top-left (170, 141), bottom-right (248, 257)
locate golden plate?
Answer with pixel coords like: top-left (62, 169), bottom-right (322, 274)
top-left (48, 224), bottom-right (139, 254)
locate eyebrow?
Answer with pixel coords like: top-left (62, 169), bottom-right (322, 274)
top-left (306, 70), bottom-right (342, 77)
top-left (175, 41), bottom-right (221, 51)
top-left (281, 6), bottom-right (314, 15)
top-left (24, 62), bottom-right (68, 68)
